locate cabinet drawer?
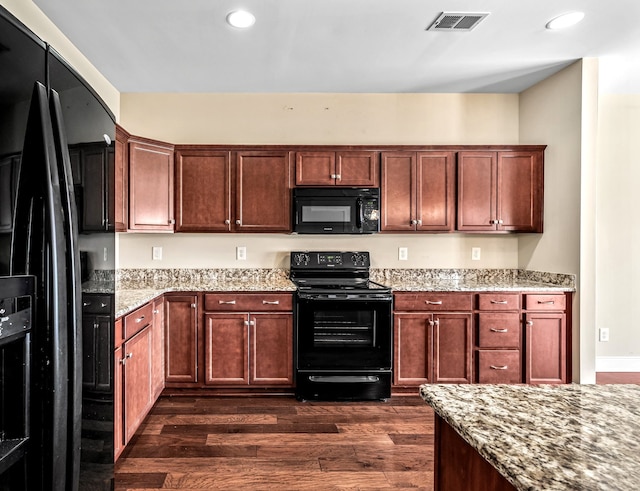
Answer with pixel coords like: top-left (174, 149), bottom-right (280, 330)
top-left (204, 293), bottom-right (292, 312)
top-left (477, 350), bottom-right (521, 383)
top-left (477, 293), bottom-right (519, 311)
top-left (524, 294), bottom-right (566, 311)
top-left (477, 313), bottom-right (521, 348)
top-left (123, 302), bottom-right (153, 340)
top-left (82, 294), bottom-right (112, 314)
top-left (394, 293), bottom-right (473, 312)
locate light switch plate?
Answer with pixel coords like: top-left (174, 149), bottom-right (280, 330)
top-left (398, 247), bottom-right (408, 261)
top-left (471, 247), bottom-right (481, 261)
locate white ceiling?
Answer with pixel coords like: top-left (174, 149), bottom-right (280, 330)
top-left (34, 0), bottom-right (640, 94)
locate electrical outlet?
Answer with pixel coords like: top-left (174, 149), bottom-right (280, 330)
top-left (599, 327), bottom-right (610, 342)
top-left (472, 247), bottom-right (481, 261)
top-left (398, 247), bottom-right (408, 261)
top-left (152, 246), bottom-right (162, 260)
top-left (237, 246), bottom-right (247, 261)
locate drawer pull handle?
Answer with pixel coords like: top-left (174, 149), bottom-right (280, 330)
top-left (538, 300), bottom-right (555, 305)
top-left (262, 300), bottom-right (280, 305)
top-left (425, 300), bottom-right (443, 305)
top-left (490, 365), bottom-right (508, 370)
top-left (219, 300), bottom-right (236, 305)
top-left (490, 300), bottom-right (508, 304)
top-left (135, 316), bottom-right (145, 323)
top-left (489, 328), bottom-right (508, 333)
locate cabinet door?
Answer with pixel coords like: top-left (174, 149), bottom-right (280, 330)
top-left (82, 313), bottom-right (112, 392)
top-left (81, 146), bottom-right (108, 232)
top-left (123, 325), bottom-right (153, 443)
top-left (457, 151), bottom-right (496, 232)
top-left (295, 151), bottom-right (335, 185)
top-left (165, 295), bottom-right (198, 384)
top-left (394, 313), bottom-right (432, 386)
top-left (114, 126), bottom-right (129, 232)
top-left (336, 151), bottom-right (378, 186)
top-left (175, 150), bottom-right (231, 232)
top-left (204, 313), bottom-right (249, 385)
top-left (128, 139), bottom-right (174, 231)
top-left (433, 313), bottom-right (473, 384)
top-left (151, 297), bottom-right (165, 398)
top-left (497, 151), bottom-right (543, 232)
top-left (525, 312), bottom-right (566, 384)
top-left (250, 313), bottom-right (293, 386)
top-left (416, 152), bottom-right (455, 231)
top-left (235, 150), bottom-right (291, 232)
top-left (114, 343), bottom-right (124, 461)
top-left (381, 152), bottom-right (416, 231)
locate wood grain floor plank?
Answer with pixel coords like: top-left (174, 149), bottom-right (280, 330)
top-left (115, 396), bottom-right (435, 490)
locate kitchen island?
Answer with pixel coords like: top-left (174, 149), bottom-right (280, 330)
top-left (420, 384), bottom-right (640, 490)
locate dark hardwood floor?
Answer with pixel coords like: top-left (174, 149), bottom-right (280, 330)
top-left (115, 395), bottom-right (435, 490)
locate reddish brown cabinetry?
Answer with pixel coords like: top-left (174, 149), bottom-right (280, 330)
top-left (114, 125), bottom-right (129, 232)
top-left (457, 150), bottom-right (544, 232)
top-left (151, 296), bottom-right (165, 398)
top-left (295, 151), bottom-right (378, 187)
top-left (175, 148), bottom-right (292, 232)
top-left (128, 137), bottom-right (175, 231)
top-left (394, 293), bottom-right (473, 388)
top-left (164, 294), bottom-right (199, 385)
top-left (202, 293), bottom-right (293, 388)
top-left (381, 151), bottom-right (455, 232)
top-left (524, 294), bottom-right (568, 384)
top-left (475, 293), bottom-right (522, 383)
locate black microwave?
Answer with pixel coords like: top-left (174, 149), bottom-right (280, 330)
top-left (292, 188), bottom-right (380, 234)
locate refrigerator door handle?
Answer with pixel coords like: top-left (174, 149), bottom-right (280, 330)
top-left (49, 87), bottom-right (83, 491)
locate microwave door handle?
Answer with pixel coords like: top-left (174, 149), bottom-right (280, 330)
top-left (356, 198), bottom-right (363, 229)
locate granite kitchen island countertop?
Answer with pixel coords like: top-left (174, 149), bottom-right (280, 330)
top-left (420, 383), bottom-right (640, 490)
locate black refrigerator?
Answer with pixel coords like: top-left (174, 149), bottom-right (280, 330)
top-left (0, 6), bottom-right (115, 490)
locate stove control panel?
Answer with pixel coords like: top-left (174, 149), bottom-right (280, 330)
top-left (290, 251), bottom-right (370, 269)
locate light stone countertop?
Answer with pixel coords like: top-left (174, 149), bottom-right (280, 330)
top-left (109, 268), bottom-right (575, 318)
top-left (420, 384), bottom-right (640, 491)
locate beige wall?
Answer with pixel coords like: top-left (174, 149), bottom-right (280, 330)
top-left (519, 60), bottom-right (599, 383)
top-left (119, 93), bottom-right (518, 145)
top-left (0, 0), bottom-right (119, 118)
top-left (117, 92), bottom-right (521, 270)
top-left (596, 93), bottom-right (640, 370)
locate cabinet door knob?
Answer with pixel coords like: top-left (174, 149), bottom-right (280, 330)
top-left (169, 219), bottom-right (175, 225)
top-left (191, 303), bottom-right (197, 309)
top-left (526, 320), bottom-right (534, 326)
top-left (410, 219), bottom-right (417, 225)
top-left (224, 219), bottom-right (230, 225)
top-left (417, 219), bottom-right (422, 225)
top-left (101, 302), bottom-right (108, 308)
top-left (126, 352), bottom-right (133, 359)
top-left (83, 301), bottom-right (91, 307)
top-left (236, 219), bottom-right (241, 225)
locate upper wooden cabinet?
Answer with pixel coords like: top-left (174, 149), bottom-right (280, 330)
top-left (175, 148), bottom-right (292, 233)
top-left (381, 151), bottom-right (455, 232)
top-left (128, 137), bottom-right (175, 232)
top-left (295, 151), bottom-right (378, 187)
top-left (457, 150), bottom-right (544, 233)
top-left (114, 125), bottom-right (129, 232)
top-left (175, 149), bottom-right (231, 232)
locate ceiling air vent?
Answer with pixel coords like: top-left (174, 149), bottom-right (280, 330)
top-left (426, 12), bottom-right (489, 32)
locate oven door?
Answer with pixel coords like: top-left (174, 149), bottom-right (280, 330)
top-left (295, 294), bottom-right (392, 370)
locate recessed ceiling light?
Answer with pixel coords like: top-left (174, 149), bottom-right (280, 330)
top-left (546, 11), bottom-right (585, 30)
top-left (226, 10), bottom-right (256, 29)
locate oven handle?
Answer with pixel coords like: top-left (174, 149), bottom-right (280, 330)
top-left (308, 375), bottom-right (380, 384)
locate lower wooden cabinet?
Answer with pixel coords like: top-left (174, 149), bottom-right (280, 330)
top-left (202, 293), bottom-right (293, 388)
top-left (164, 294), bottom-right (199, 385)
top-left (524, 294), bottom-right (568, 384)
top-left (394, 293), bottom-right (473, 388)
top-left (204, 312), bottom-right (293, 386)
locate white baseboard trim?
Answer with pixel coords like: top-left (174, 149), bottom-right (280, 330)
top-left (596, 356), bottom-right (640, 372)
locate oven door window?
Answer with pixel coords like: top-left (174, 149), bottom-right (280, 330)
top-left (296, 298), bottom-right (392, 370)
